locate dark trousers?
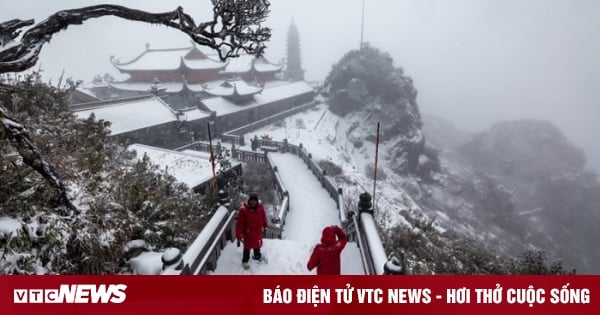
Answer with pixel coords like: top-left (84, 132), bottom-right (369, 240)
top-left (242, 248), bottom-right (261, 263)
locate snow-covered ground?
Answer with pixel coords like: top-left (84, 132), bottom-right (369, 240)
top-left (212, 103), bottom-right (409, 275)
top-left (128, 143), bottom-right (229, 189)
top-left (238, 103), bottom-right (419, 231)
top-left (212, 239), bottom-right (362, 275)
top-left (270, 153), bottom-right (340, 242)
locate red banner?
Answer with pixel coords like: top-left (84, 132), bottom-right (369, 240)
top-left (0, 276), bottom-right (596, 315)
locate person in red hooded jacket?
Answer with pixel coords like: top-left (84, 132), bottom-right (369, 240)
top-left (307, 225), bottom-right (347, 275)
top-left (236, 193), bottom-right (268, 270)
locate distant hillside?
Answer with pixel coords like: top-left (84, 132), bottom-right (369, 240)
top-left (318, 46), bottom-right (594, 273)
top-left (458, 120), bottom-right (600, 272)
top-left (421, 114), bottom-right (471, 150)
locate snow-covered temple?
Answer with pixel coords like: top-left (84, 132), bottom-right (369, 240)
top-left (72, 43), bottom-right (316, 149)
top-left (83, 44), bottom-right (283, 108)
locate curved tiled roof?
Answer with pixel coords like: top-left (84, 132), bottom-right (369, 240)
top-left (109, 81), bottom-right (186, 93)
top-left (253, 57), bottom-right (284, 73)
top-left (204, 79), bottom-right (263, 97)
top-left (72, 95), bottom-right (179, 135)
top-left (111, 47), bottom-right (226, 72)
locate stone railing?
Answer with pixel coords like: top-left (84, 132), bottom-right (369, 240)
top-left (161, 191), bottom-right (236, 275)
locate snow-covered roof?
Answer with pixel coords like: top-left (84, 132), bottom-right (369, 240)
top-left (204, 79), bottom-right (263, 97)
top-left (253, 57), bottom-right (283, 73)
top-left (182, 57), bottom-right (227, 71)
top-left (127, 144), bottom-right (230, 189)
top-left (201, 81), bottom-right (314, 115)
top-left (109, 45), bottom-right (283, 74)
top-left (183, 83), bottom-right (205, 93)
top-left (69, 88), bottom-right (99, 104)
top-left (112, 48), bottom-right (187, 71)
top-left (111, 47), bottom-right (225, 72)
top-left (109, 81), bottom-right (185, 93)
top-left (108, 80), bottom-right (211, 93)
top-left (220, 54), bottom-right (253, 73)
top-left (73, 96), bottom-right (178, 135)
top-left (79, 81), bottom-right (110, 89)
top-left (180, 108), bottom-right (212, 121)
top-left (218, 55), bottom-right (283, 74)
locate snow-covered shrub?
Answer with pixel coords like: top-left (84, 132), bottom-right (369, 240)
top-left (0, 74), bottom-right (212, 274)
top-left (508, 250), bottom-right (574, 275)
top-left (242, 161), bottom-right (275, 203)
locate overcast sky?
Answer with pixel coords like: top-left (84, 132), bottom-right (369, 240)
top-left (2, 0), bottom-right (599, 172)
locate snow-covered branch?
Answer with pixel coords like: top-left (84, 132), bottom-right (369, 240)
top-left (0, 1), bottom-right (271, 73)
top-left (0, 106), bottom-right (77, 214)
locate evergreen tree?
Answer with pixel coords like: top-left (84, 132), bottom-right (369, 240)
top-left (285, 19), bottom-right (304, 81)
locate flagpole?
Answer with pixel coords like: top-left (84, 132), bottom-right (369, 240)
top-left (360, 0), bottom-right (365, 49)
top-left (372, 122), bottom-right (380, 211)
top-left (207, 122), bottom-right (217, 187)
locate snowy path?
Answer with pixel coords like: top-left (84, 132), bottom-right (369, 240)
top-left (269, 152), bottom-right (340, 242)
top-left (212, 152), bottom-right (364, 275)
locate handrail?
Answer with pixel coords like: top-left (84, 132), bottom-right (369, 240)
top-left (161, 205), bottom-right (234, 275)
top-left (352, 214), bottom-right (375, 275)
top-left (359, 213), bottom-right (388, 275)
top-left (192, 210), bottom-right (237, 274)
top-left (265, 152), bottom-right (290, 239)
top-left (338, 188), bottom-right (346, 223)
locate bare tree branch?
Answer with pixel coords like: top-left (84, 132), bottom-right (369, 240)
top-left (0, 1), bottom-right (271, 74)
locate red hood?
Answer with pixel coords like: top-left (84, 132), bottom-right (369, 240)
top-left (321, 226), bottom-right (336, 245)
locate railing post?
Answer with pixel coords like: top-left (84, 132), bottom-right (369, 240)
top-left (383, 255), bottom-right (405, 275)
top-left (217, 189), bottom-right (234, 242)
top-left (218, 189), bottom-right (231, 208)
top-left (338, 187), bottom-right (347, 224)
top-left (282, 138), bottom-right (288, 153)
top-left (358, 192), bottom-right (373, 217)
top-left (162, 248), bottom-right (184, 272)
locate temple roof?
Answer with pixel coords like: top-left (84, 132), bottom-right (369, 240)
top-left (111, 44), bottom-right (282, 74)
top-left (108, 78), bottom-right (206, 94)
top-left (217, 54), bottom-right (283, 74)
top-left (111, 46), bottom-right (226, 72)
top-left (253, 57), bottom-right (284, 73)
top-left (201, 81), bottom-right (314, 115)
top-left (109, 81), bottom-right (186, 93)
top-left (204, 79), bottom-right (263, 97)
top-left (72, 95), bottom-right (180, 135)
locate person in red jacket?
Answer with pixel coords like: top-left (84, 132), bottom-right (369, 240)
top-left (307, 225), bottom-right (347, 275)
top-left (236, 193), bottom-right (268, 270)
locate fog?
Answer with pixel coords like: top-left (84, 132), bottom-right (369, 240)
top-left (2, 0), bottom-right (599, 172)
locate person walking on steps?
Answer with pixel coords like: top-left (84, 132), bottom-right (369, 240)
top-left (236, 192), bottom-right (268, 270)
top-left (307, 225), bottom-right (347, 275)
